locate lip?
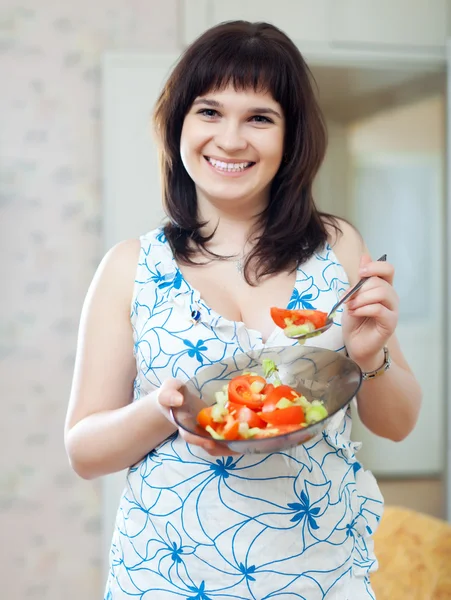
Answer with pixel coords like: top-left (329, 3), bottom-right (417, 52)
top-left (204, 156), bottom-right (255, 178)
top-left (206, 155), bottom-right (254, 164)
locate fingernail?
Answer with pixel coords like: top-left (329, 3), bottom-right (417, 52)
top-left (170, 395), bottom-right (182, 406)
top-left (359, 267), bottom-right (368, 275)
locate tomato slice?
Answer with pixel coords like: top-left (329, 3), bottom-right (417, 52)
top-left (242, 374), bottom-right (266, 386)
top-left (262, 385), bottom-right (300, 413)
top-left (197, 406), bottom-right (216, 429)
top-left (219, 416), bottom-right (240, 440)
top-left (259, 405), bottom-right (306, 426)
top-left (262, 383), bottom-right (274, 397)
top-left (235, 405), bottom-right (266, 429)
top-left (228, 376), bottom-right (264, 410)
top-left (270, 307), bottom-right (328, 330)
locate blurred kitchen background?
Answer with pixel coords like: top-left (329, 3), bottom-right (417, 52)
top-left (1, 1), bottom-right (450, 599)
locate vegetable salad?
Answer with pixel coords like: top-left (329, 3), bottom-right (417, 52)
top-left (197, 359), bottom-right (328, 441)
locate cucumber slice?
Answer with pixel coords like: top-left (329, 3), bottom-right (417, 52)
top-left (305, 404), bottom-right (328, 425)
top-left (275, 398), bottom-right (294, 409)
top-left (284, 322), bottom-right (316, 337)
top-left (205, 426), bottom-right (225, 440)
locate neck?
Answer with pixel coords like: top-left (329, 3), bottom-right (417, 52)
top-left (196, 192), bottom-right (267, 253)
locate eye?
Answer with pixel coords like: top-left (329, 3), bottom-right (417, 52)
top-left (197, 108), bottom-right (219, 118)
top-left (250, 115), bottom-right (273, 124)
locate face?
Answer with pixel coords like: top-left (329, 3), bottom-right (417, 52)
top-left (180, 85), bottom-right (285, 212)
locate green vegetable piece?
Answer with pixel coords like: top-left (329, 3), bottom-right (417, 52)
top-left (292, 395), bottom-right (310, 409)
top-left (275, 398), bottom-right (294, 409)
top-left (205, 425), bottom-right (224, 440)
top-left (238, 422), bottom-right (250, 438)
top-left (247, 427), bottom-right (279, 437)
top-left (262, 358), bottom-right (278, 379)
top-left (305, 404), bottom-right (328, 425)
top-left (211, 402), bottom-right (227, 423)
top-left (214, 390), bottom-right (227, 405)
top-left (283, 323), bottom-right (315, 337)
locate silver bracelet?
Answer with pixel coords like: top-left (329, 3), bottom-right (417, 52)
top-left (361, 347), bottom-right (392, 381)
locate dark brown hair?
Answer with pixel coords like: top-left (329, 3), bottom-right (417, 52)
top-left (153, 20), bottom-right (339, 284)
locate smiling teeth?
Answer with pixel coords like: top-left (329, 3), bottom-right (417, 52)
top-left (207, 157), bottom-right (252, 172)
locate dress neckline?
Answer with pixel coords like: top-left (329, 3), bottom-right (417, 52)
top-left (160, 231), bottom-right (299, 345)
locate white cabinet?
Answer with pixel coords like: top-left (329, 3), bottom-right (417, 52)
top-left (182, 0), bottom-right (448, 57)
top-left (182, 0), bottom-right (329, 47)
top-left (329, 0), bottom-right (448, 49)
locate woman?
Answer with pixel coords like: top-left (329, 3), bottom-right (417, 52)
top-left (65, 20), bottom-right (421, 599)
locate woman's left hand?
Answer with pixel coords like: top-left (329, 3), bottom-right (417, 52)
top-left (341, 254), bottom-right (398, 370)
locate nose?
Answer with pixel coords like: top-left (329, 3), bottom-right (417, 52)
top-left (214, 120), bottom-right (247, 153)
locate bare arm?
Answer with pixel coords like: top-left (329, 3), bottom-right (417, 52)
top-left (64, 239), bottom-right (177, 480)
top-left (330, 219), bottom-right (422, 442)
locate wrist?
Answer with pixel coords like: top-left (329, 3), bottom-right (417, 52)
top-left (350, 349), bottom-right (386, 373)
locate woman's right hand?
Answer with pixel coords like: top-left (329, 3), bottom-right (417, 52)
top-left (156, 379), bottom-right (238, 457)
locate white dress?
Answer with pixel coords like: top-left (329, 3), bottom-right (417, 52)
top-left (104, 228), bottom-right (384, 600)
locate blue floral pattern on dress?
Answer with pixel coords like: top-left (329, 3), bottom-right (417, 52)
top-left (104, 229), bottom-right (384, 599)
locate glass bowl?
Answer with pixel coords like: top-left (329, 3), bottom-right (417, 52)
top-left (171, 345), bottom-right (362, 454)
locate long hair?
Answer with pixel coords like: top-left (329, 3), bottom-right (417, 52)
top-left (153, 20), bottom-right (339, 284)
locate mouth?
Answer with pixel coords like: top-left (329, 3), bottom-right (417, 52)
top-left (204, 156), bottom-right (255, 173)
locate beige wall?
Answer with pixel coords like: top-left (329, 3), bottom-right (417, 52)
top-left (0, 3), bottom-right (179, 599)
top-left (314, 119), bottom-right (350, 218)
top-left (349, 95), bottom-right (445, 154)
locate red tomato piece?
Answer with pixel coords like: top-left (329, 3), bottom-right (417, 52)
top-left (228, 401), bottom-right (266, 429)
top-left (259, 405), bottom-right (306, 426)
top-left (270, 307), bottom-right (328, 330)
top-left (242, 374), bottom-right (266, 386)
top-left (272, 423), bottom-right (306, 435)
top-left (197, 406), bottom-right (216, 429)
top-left (236, 405), bottom-right (266, 429)
top-left (262, 385), bottom-right (300, 413)
top-left (228, 376), bottom-right (263, 410)
top-left (220, 416), bottom-right (240, 440)
top-left (262, 383), bottom-right (274, 397)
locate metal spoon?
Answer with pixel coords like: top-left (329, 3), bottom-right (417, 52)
top-left (287, 254), bottom-right (387, 343)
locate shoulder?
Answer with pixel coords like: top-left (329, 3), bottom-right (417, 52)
top-left (323, 216), bottom-right (366, 286)
top-left (100, 238), bottom-right (141, 277)
top-left (87, 239), bottom-right (141, 313)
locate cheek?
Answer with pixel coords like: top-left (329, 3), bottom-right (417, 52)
top-left (263, 133), bottom-right (284, 171)
top-left (180, 125), bottom-right (208, 166)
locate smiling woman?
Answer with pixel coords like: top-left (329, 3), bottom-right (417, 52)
top-left (153, 20), bottom-right (331, 285)
top-left (65, 19), bottom-right (421, 600)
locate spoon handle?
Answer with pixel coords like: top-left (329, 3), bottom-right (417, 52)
top-left (328, 254), bottom-right (387, 317)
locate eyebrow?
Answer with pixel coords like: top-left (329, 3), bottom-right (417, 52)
top-left (192, 98), bottom-right (282, 119)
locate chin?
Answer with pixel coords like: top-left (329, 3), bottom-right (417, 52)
top-left (207, 190), bottom-right (256, 206)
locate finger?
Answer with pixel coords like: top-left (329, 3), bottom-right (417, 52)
top-left (359, 253), bottom-right (372, 269)
top-left (160, 378), bottom-right (184, 391)
top-left (359, 260), bottom-right (395, 284)
top-left (157, 379), bottom-right (184, 408)
top-left (343, 276), bottom-right (390, 302)
top-left (179, 429), bottom-right (215, 451)
top-left (347, 303), bottom-right (396, 324)
top-left (347, 286), bottom-right (398, 312)
top-left (179, 429), bottom-right (238, 456)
